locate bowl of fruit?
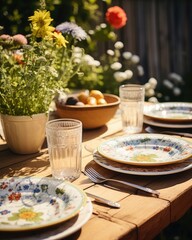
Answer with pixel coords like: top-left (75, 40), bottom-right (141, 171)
top-left (55, 90), bottom-right (120, 129)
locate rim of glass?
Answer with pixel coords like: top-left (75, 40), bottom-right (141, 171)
top-left (119, 84), bottom-right (144, 90)
top-left (46, 118), bottom-right (82, 129)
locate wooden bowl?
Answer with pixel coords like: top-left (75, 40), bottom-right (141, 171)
top-left (56, 94), bottom-right (120, 129)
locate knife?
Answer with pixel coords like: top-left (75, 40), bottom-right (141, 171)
top-left (86, 192), bottom-right (120, 208)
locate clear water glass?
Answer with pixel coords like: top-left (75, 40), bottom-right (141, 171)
top-left (46, 119), bottom-right (82, 181)
top-left (119, 84), bottom-right (145, 134)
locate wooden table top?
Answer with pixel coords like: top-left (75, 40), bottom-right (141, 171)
top-left (0, 111), bottom-right (191, 240)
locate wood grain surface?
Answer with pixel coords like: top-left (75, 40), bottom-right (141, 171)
top-left (0, 111), bottom-right (191, 240)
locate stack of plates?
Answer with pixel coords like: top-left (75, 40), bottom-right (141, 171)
top-left (93, 134), bottom-right (192, 176)
top-left (143, 102), bottom-right (192, 129)
top-left (0, 177), bottom-right (92, 240)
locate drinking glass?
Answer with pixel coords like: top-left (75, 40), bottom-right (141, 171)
top-left (119, 84), bottom-right (145, 134)
top-left (46, 119), bottom-right (82, 181)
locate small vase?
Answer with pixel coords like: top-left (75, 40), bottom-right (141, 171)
top-left (0, 113), bottom-right (48, 154)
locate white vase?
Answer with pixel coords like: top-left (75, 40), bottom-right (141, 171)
top-left (0, 113), bottom-right (48, 154)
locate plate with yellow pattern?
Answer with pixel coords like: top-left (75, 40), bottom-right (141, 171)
top-left (0, 177), bottom-right (87, 231)
top-left (97, 134), bottom-right (192, 166)
top-left (93, 151), bottom-right (192, 176)
top-left (144, 102), bottom-right (192, 122)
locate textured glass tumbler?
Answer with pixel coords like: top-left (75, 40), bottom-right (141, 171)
top-left (119, 84), bottom-right (145, 134)
top-left (46, 119), bottom-right (82, 181)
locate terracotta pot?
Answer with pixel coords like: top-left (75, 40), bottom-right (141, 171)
top-left (0, 113), bottom-right (48, 154)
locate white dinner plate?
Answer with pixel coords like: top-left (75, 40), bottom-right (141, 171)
top-left (144, 116), bottom-right (192, 129)
top-left (1, 198), bottom-right (93, 240)
top-left (0, 177), bottom-right (86, 231)
top-left (144, 102), bottom-right (192, 122)
top-left (97, 134), bottom-right (192, 166)
top-left (93, 151), bottom-right (192, 176)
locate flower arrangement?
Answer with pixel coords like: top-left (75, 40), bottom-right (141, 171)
top-left (0, 2), bottom-right (86, 116)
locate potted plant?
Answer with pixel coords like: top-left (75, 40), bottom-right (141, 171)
top-left (0, 1), bottom-right (86, 154)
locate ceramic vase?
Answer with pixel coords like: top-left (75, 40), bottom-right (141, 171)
top-left (0, 113), bottom-right (48, 154)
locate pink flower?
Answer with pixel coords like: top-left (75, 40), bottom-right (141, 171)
top-left (0, 34), bottom-right (12, 41)
top-left (13, 34), bottom-right (28, 45)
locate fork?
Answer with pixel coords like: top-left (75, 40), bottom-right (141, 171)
top-left (84, 164), bottom-right (160, 197)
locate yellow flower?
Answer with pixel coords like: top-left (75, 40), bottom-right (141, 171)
top-left (19, 211), bottom-right (37, 220)
top-left (8, 208), bottom-right (43, 222)
top-left (29, 10), bottom-right (53, 27)
top-left (29, 10), bottom-right (54, 38)
top-left (32, 24), bottom-right (54, 38)
top-left (131, 154), bottom-right (158, 162)
top-left (52, 31), bottom-right (68, 47)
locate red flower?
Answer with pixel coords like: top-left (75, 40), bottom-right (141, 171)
top-left (163, 146), bottom-right (171, 152)
top-left (0, 182), bottom-right (8, 189)
top-left (106, 6), bottom-right (127, 29)
top-left (8, 192), bottom-right (21, 201)
top-left (13, 53), bottom-right (24, 65)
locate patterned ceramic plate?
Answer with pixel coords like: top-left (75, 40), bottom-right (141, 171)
top-left (93, 151), bottom-right (192, 176)
top-left (97, 134), bottom-right (192, 166)
top-left (144, 102), bottom-right (192, 122)
top-left (0, 177), bottom-right (87, 231)
top-left (144, 116), bottom-right (192, 129)
top-left (1, 198), bottom-right (92, 240)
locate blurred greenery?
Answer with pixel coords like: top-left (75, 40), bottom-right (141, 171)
top-left (1, 0), bottom-right (191, 101)
top-left (0, 0), bottom-right (102, 35)
top-left (0, 0), bottom-right (159, 99)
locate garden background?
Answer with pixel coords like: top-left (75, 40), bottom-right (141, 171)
top-left (1, 0), bottom-right (192, 102)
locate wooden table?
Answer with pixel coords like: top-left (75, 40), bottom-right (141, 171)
top-left (0, 111), bottom-right (191, 240)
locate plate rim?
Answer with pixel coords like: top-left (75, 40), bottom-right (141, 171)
top-left (48, 197), bottom-right (93, 240)
top-left (0, 198), bottom-right (93, 240)
top-left (144, 116), bottom-right (192, 129)
top-left (93, 151), bottom-right (192, 176)
top-left (97, 134), bottom-right (192, 166)
top-left (144, 102), bottom-right (192, 123)
top-left (0, 176), bottom-right (87, 232)
top-left (45, 198), bottom-right (93, 240)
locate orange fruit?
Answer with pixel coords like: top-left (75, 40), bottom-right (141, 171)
top-left (77, 91), bottom-right (89, 104)
top-left (87, 96), bottom-right (97, 105)
top-left (90, 90), bottom-right (104, 100)
top-left (97, 98), bottom-right (107, 105)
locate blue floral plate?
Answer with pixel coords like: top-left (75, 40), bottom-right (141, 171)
top-left (144, 102), bottom-right (192, 122)
top-left (1, 199), bottom-right (93, 240)
top-left (93, 151), bottom-right (192, 176)
top-left (0, 177), bottom-right (86, 231)
top-left (97, 134), bottom-right (192, 166)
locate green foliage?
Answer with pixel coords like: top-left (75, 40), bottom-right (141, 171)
top-left (1, 1), bottom-right (159, 103)
top-left (0, 7), bottom-right (83, 116)
top-left (0, 0), bottom-right (101, 35)
top-left (0, 40), bottom-right (78, 115)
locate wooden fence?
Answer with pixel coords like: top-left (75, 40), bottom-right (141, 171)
top-left (99, 0), bottom-right (192, 100)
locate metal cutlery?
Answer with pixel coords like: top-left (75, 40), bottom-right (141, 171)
top-left (84, 164), bottom-right (160, 197)
top-left (86, 192), bottom-right (120, 208)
